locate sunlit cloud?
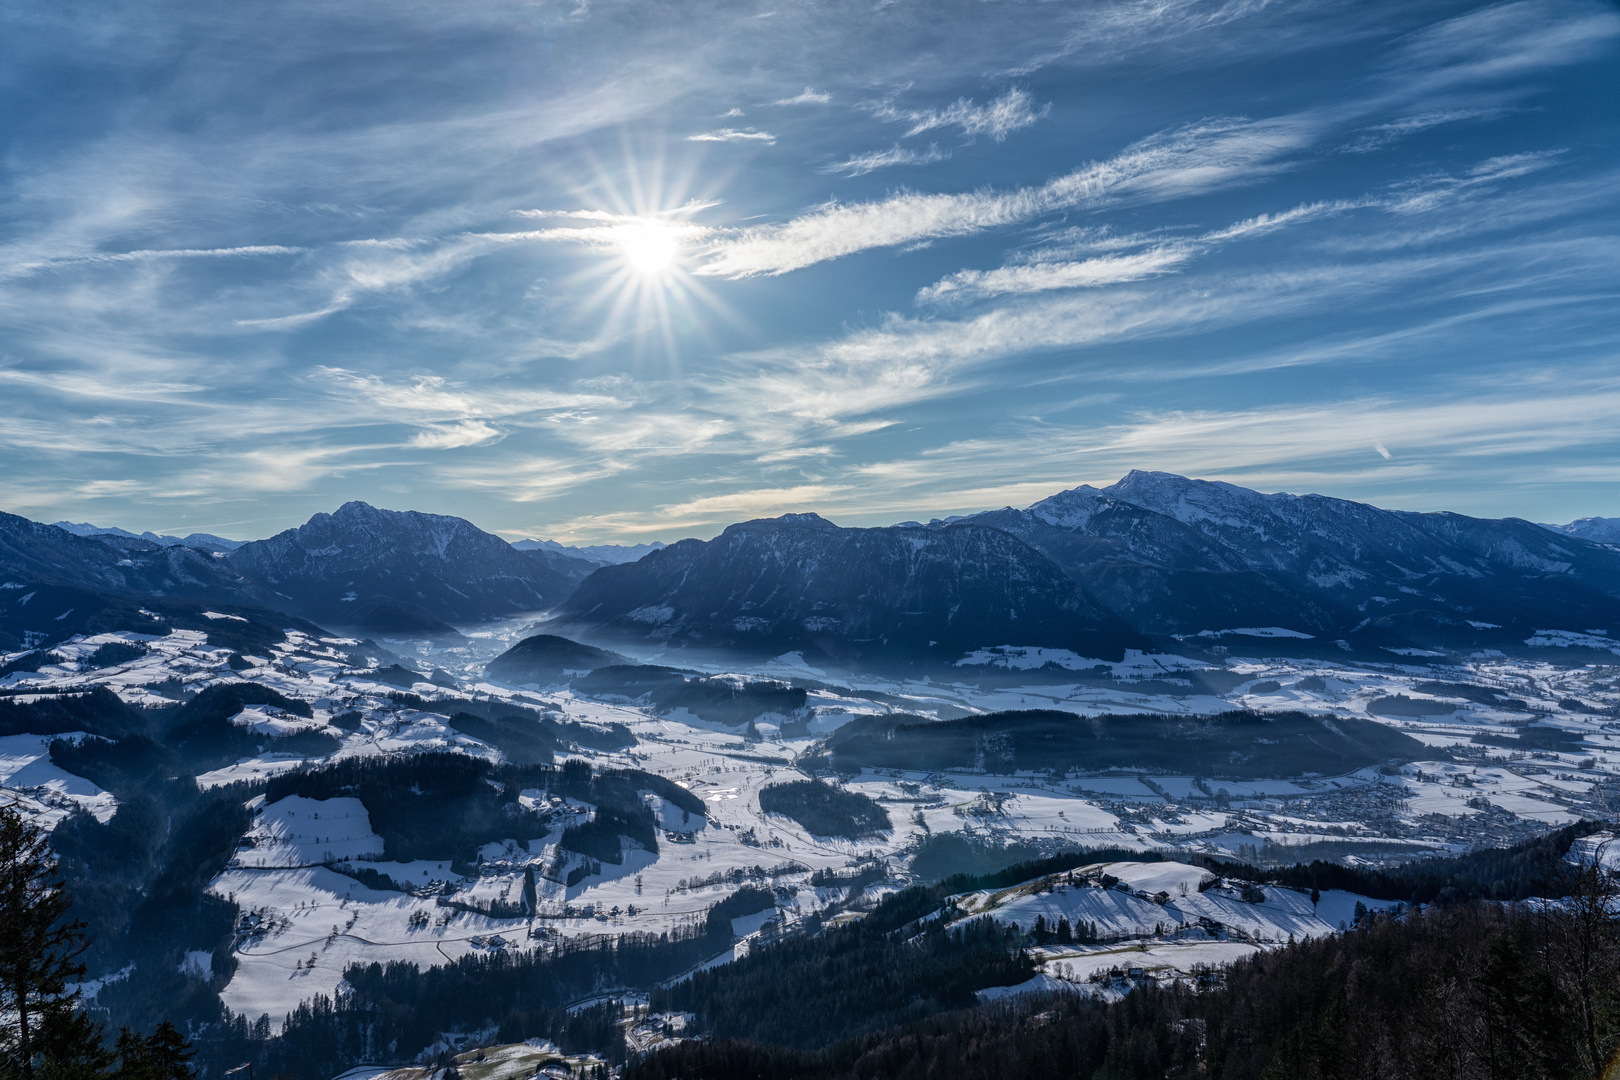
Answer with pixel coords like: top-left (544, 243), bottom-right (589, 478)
top-left (0, 0), bottom-right (1616, 539)
top-left (408, 420), bottom-right (504, 449)
top-left (546, 484), bottom-right (851, 538)
top-left (685, 128), bottom-right (777, 144)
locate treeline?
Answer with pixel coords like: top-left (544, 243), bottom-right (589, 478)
top-left (1259, 820), bottom-right (1602, 903)
top-left (191, 922), bottom-right (737, 1077)
top-left (758, 779), bottom-right (892, 839)
top-left (263, 753), bottom-right (706, 867)
top-left (44, 779), bottom-right (258, 1036)
top-left (821, 708), bottom-right (1424, 778)
top-left (630, 875), bottom-right (1620, 1080)
top-left (633, 827), bottom-right (1610, 1063)
top-left (384, 691), bottom-right (635, 752)
top-left (911, 822), bottom-right (1605, 906)
top-left (0, 684), bottom-right (145, 738)
top-left (570, 666), bottom-right (806, 726)
top-left (49, 682), bottom-right (334, 781)
top-left (649, 890), bottom-right (1032, 1049)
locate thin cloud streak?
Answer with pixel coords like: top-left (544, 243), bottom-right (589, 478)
top-left (696, 116), bottom-right (1317, 277)
top-left (918, 201), bottom-right (1355, 304)
top-left (819, 145), bottom-right (949, 177)
top-left (686, 129), bottom-right (778, 144)
top-left (873, 87), bottom-right (1048, 141)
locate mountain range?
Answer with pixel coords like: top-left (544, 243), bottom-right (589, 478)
top-left (1543, 516), bottom-right (1620, 546)
top-left (52, 521), bottom-right (246, 552)
top-left (510, 537), bottom-right (667, 565)
top-left (546, 512), bottom-right (1145, 660)
top-left (4, 474), bottom-right (1619, 662)
top-left (955, 471), bottom-right (1620, 649)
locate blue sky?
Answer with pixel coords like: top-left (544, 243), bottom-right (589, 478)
top-left (1, 0), bottom-right (1617, 542)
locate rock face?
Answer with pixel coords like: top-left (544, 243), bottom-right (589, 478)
top-left (547, 513), bottom-right (1144, 660)
top-left (485, 634), bottom-right (631, 685)
top-left (962, 471), bottom-right (1620, 644)
top-left (225, 502), bottom-right (587, 629)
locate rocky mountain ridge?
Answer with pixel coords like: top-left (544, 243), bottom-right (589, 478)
top-left (955, 471), bottom-right (1620, 647)
top-left (5, 477), bottom-right (1620, 660)
top-left (547, 512), bottom-right (1146, 660)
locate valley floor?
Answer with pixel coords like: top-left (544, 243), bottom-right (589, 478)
top-left (3, 616), bottom-right (1617, 1030)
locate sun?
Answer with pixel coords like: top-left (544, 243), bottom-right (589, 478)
top-left (618, 222), bottom-right (679, 276)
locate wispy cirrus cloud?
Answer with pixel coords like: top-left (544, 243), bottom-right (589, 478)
top-left (407, 420), bottom-right (504, 449)
top-left (819, 144), bottom-right (948, 177)
top-left (873, 87), bottom-right (1048, 141)
top-left (1342, 106), bottom-right (1510, 153)
top-left (716, 227), bottom-right (1620, 447)
top-left (919, 201), bottom-right (1355, 304)
top-left (773, 87), bottom-right (831, 105)
top-left (3, 244), bottom-right (306, 280)
top-left (1386, 0), bottom-right (1620, 98)
top-left (696, 115), bottom-right (1316, 277)
top-left (917, 247), bottom-right (1196, 305)
top-left (543, 483), bottom-right (850, 538)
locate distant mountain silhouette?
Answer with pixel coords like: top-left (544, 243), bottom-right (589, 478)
top-left (225, 501), bottom-right (590, 631)
top-left (6, 478), bottom-right (1620, 660)
top-left (958, 470), bottom-right (1620, 648)
top-left (546, 512), bottom-right (1145, 660)
top-left (485, 633), bottom-right (631, 684)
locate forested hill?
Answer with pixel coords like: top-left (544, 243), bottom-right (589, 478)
top-left (821, 708), bottom-right (1426, 778)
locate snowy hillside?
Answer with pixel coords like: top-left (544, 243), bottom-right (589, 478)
top-left (2, 603), bottom-right (1616, 1038)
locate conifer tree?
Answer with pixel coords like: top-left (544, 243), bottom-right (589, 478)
top-left (0, 805), bottom-right (91, 1080)
top-left (1, 808), bottom-right (198, 1080)
top-left (113, 1023), bottom-right (194, 1080)
top-left (522, 867), bottom-right (538, 916)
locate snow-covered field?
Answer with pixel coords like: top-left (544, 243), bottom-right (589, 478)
top-left (4, 616), bottom-right (1618, 1024)
top-left (0, 732), bottom-right (118, 826)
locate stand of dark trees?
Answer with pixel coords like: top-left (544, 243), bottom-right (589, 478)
top-left (821, 708), bottom-right (1426, 778)
top-left (629, 878), bottom-right (1620, 1080)
top-left (47, 778), bottom-right (257, 1036)
top-left (190, 923), bottom-right (734, 1078)
top-left (759, 779), bottom-right (892, 839)
top-left (38, 737), bottom-right (710, 1053)
top-left (0, 684), bottom-right (146, 738)
top-left (569, 666), bottom-right (806, 727)
top-left (262, 754), bottom-right (704, 866)
top-left (44, 682), bottom-right (337, 780)
top-left (383, 691), bottom-right (635, 752)
top-left (652, 912), bottom-right (1031, 1048)
top-left (909, 821), bottom-right (1605, 905)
